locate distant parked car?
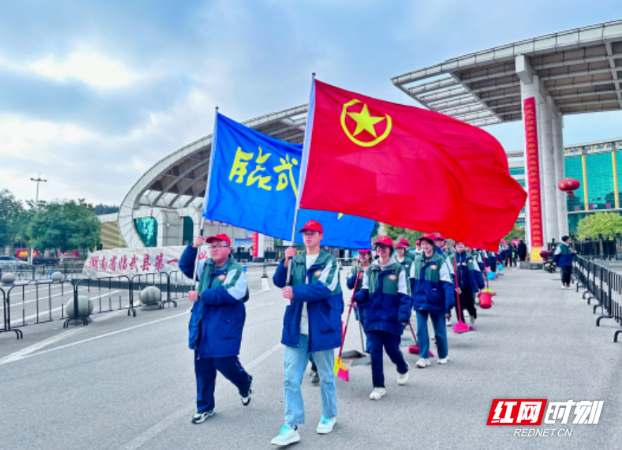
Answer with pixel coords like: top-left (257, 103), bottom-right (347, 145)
top-left (0, 256), bottom-right (29, 266)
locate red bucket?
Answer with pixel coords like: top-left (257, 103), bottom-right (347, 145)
top-left (479, 292), bottom-right (493, 309)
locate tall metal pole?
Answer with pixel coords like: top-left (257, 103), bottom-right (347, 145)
top-left (191, 107), bottom-right (219, 292)
top-left (29, 173), bottom-right (47, 265)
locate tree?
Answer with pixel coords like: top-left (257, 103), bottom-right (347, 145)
top-left (28, 199), bottom-right (101, 260)
top-left (503, 222), bottom-right (525, 242)
top-left (382, 224), bottom-right (423, 244)
top-left (0, 189), bottom-right (33, 255)
top-left (577, 212), bottom-right (622, 239)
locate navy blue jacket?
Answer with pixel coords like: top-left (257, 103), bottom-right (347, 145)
top-left (410, 253), bottom-right (455, 314)
top-left (453, 251), bottom-right (485, 292)
top-left (273, 250), bottom-right (343, 352)
top-left (179, 245), bottom-right (248, 358)
top-left (354, 259), bottom-right (411, 336)
top-left (552, 243), bottom-right (575, 267)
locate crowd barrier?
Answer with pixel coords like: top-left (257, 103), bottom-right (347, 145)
top-left (0, 270), bottom-right (192, 339)
top-left (573, 256), bottom-right (622, 342)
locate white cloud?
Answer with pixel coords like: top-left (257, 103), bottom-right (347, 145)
top-left (0, 115), bottom-right (96, 159)
top-left (29, 53), bottom-right (138, 87)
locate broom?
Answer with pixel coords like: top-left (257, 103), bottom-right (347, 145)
top-left (407, 322), bottom-right (434, 357)
top-left (334, 275), bottom-right (360, 381)
top-left (452, 256), bottom-right (471, 334)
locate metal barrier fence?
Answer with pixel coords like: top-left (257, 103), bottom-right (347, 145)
top-left (0, 270), bottom-right (193, 339)
top-left (573, 256), bottom-right (622, 342)
top-left (0, 265), bottom-right (86, 282)
top-left (572, 240), bottom-right (618, 259)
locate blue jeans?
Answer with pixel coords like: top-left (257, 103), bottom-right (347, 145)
top-left (283, 334), bottom-right (337, 427)
top-left (195, 353), bottom-right (252, 413)
top-left (367, 330), bottom-right (408, 388)
top-left (415, 310), bottom-right (448, 359)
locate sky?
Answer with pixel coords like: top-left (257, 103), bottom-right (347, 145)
top-left (2, 0), bottom-right (622, 205)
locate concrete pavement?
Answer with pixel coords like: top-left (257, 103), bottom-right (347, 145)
top-left (0, 267), bottom-right (620, 450)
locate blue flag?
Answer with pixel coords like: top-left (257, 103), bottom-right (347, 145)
top-left (203, 113), bottom-right (374, 249)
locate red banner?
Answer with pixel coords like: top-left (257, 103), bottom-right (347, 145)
top-left (16, 249), bottom-right (38, 259)
top-left (523, 97), bottom-right (543, 248)
top-left (252, 232), bottom-right (259, 257)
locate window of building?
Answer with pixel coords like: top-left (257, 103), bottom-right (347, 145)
top-left (585, 153), bottom-right (614, 211)
top-left (135, 218), bottom-right (158, 247)
top-left (182, 217), bottom-right (194, 246)
top-left (509, 167), bottom-right (525, 176)
top-left (565, 157), bottom-right (584, 211)
top-left (568, 214), bottom-right (585, 233)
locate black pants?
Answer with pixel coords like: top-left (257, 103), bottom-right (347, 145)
top-left (561, 266), bottom-right (572, 286)
top-left (195, 353), bottom-right (252, 413)
top-left (368, 330), bottom-right (408, 388)
top-left (456, 287), bottom-right (477, 321)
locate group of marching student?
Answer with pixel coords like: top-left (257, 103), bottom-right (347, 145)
top-left (176, 220), bottom-right (497, 447)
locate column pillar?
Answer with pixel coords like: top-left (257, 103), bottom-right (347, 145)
top-left (552, 112), bottom-right (569, 236)
top-left (541, 96), bottom-right (559, 243)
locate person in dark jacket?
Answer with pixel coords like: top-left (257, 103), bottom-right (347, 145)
top-left (552, 235), bottom-right (577, 289)
top-left (354, 236), bottom-right (411, 400)
top-left (410, 233), bottom-right (455, 367)
top-left (395, 242), bottom-right (413, 272)
top-left (347, 249), bottom-right (373, 353)
top-left (517, 240), bottom-right (527, 261)
top-left (271, 220), bottom-right (343, 446)
top-left (452, 242), bottom-right (485, 326)
top-left (179, 233), bottom-right (252, 424)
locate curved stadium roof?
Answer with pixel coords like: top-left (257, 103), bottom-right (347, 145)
top-left (118, 105), bottom-right (309, 247)
top-left (391, 19), bottom-right (622, 127)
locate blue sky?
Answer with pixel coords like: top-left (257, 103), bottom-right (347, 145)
top-left (2, 0), bottom-right (622, 205)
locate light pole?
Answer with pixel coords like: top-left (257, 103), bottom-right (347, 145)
top-left (29, 174), bottom-right (47, 265)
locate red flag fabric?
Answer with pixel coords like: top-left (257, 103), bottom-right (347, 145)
top-left (299, 80), bottom-right (527, 251)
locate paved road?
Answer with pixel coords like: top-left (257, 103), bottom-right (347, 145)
top-left (0, 267), bottom-right (620, 450)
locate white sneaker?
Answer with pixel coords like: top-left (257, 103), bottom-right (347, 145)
top-left (316, 415), bottom-right (336, 434)
top-left (271, 425), bottom-right (300, 446)
top-left (561, 285), bottom-right (566, 290)
top-left (469, 316), bottom-right (476, 326)
top-left (437, 357), bottom-right (448, 364)
top-left (446, 316), bottom-right (453, 326)
top-left (397, 367), bottom-right (409, 386)
top-left (416, 358), bottom-right (430, 368)
top-left (369, 387), bottom-right (386, 400)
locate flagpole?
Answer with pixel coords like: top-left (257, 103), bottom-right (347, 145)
top-left (286, 73), bottom-right (316, 284)
top-left (191, 106), bottom-right (219, 292)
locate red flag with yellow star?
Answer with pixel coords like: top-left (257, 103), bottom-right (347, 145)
top-left (298, 79), bottom-right (526, 251)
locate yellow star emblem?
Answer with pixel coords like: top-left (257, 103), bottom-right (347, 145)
top-left (347, 104), bottom-right (385, 138)
top-left (340, 99), bottom-right (392, 147)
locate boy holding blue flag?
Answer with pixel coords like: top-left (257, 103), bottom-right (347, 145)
top-left (179, 233), bottom-right (253, 424)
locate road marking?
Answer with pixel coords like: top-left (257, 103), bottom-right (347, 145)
top-left (118, 343), bottom-right (283, 450)
top-left (262, 278), bottom-right (269, 290)
top-left (11, 309), bottom-right (192, 363)
top-left (0, 309), bottom-right (126, 366)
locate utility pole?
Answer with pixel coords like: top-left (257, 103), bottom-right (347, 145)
top-left (29, 174), bottom-right (47, 265)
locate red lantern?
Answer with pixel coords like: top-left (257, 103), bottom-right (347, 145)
top-left (558, 178), bottom-right (580, 199)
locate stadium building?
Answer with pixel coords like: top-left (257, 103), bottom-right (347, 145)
top-left (100, 19), bottom-right (622, 252)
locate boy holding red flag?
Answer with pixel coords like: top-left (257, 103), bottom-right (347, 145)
top-left (271, 220), bottom-right (343, 446)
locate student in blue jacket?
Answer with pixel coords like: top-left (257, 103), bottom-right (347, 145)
top-left (552, 235), bottom-right (577, 289)
top-left (453, 242), bottom-right (485, 326)
top-left (410, 233), bottom-right (455, 368)
top-left (354, 236), bottom-right (411, 401)
top-left (271, 220), bottom-right (343, 446)
top-left (179, 233), bottom-right (252, 424)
